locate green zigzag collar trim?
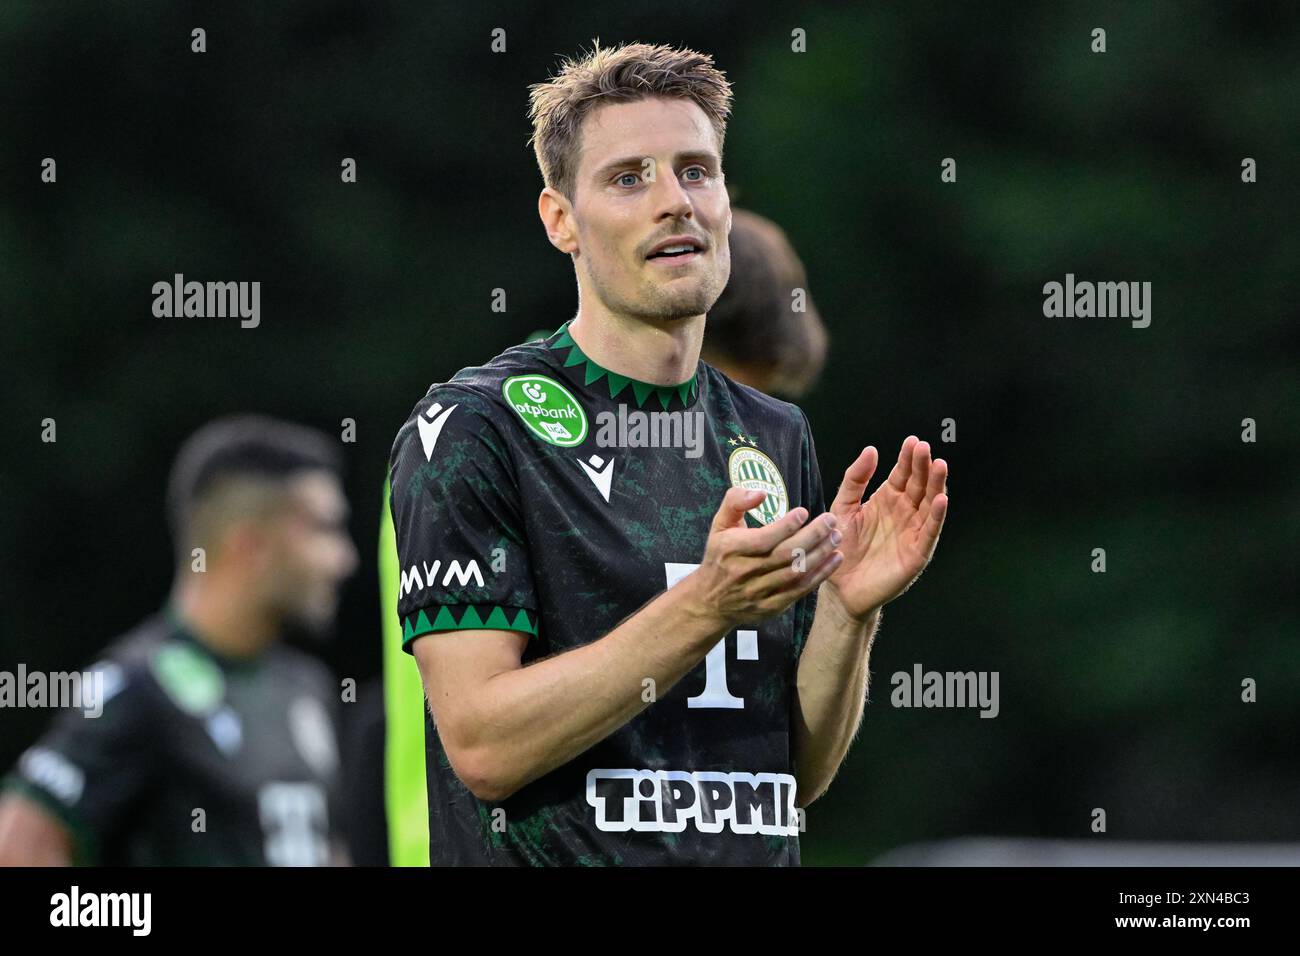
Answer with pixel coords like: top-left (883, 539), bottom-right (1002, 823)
top-left (402, 604), bottom-right (538, 644)
top-left (547, 322), bottom-right (700, 411)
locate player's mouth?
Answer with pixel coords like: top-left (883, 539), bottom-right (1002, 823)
top-left (645, 236), bottom-right (706, 266)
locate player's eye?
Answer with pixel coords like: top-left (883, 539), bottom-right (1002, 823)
top-left (615, 171), bottom-right (642, 187)
top-left (682, 166), bottom-right (708, 182)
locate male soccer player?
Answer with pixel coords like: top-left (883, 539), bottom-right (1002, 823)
top-left (0, 416), bottom-right (358, 865)
top-left (376, 207), bottom-right (830, 866)
top-left (388, 41), bottom-right (949, 865)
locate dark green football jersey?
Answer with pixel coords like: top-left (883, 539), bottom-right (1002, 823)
top-left (388, 321), bottom-right (825, 866)
top-left (2, 608), bottom-right (340, 865)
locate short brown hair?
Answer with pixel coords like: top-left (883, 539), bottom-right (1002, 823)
top-left (527, 40), bottom-right (734, 201)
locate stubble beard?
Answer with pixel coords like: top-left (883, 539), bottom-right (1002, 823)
top-left (585, 251), bottom-right (725, 323)
top-left (269, 578), bottom-right (337, 642)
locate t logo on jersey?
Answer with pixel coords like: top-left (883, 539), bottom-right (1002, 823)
top-left (502, 374), bottom-right (588, 448)
top-left (418, 402), bottom-right (458, 461)
top-left (727, 447), bottom-right (789, 526)
top-left (665, 563), bottom-right (758, 709)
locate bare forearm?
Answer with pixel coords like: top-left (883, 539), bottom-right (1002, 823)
top-left (426, 488), bottom-right (842, 802)
top-left (792, 584), bottom-right (881, 806)
top-left (0, 795), bottom-right (74, 866)
top-left (462, 579), bottom-right (730, 799)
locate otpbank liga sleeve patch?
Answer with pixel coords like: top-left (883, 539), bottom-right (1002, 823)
top-left (501, 374), bottom-right (588, 447)
top-left (389, 386), bottom-right (540, 651)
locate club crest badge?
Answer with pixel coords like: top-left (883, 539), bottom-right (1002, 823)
top-left (728, 447), bottom-right (788, 526)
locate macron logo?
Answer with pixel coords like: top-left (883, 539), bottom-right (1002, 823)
top-left (418, 402), bottom-right (458, 461)
top-left (577, 454), bottom-right (614, 502)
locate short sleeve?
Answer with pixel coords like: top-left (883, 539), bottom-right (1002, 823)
top-left (792, 407), bottom-right (826, 658)
top-left (388, 387), bottom-right (540, 653)
top-left (2, 660), bottom-right (159, 863)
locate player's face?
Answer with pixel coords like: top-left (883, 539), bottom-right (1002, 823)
top-left (264, 472), bottom-right (358, 634)
top-left (567, 96), bottom-right (732, 323)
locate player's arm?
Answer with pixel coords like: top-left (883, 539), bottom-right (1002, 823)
top-left (410, 488), bottom-right (840, 802)
top-left (793, 437), bottom-right (949, 806)
top-left (0, 793), bottom-right (74, 866)
top-left (791, 589), bottom-right (880, 808)
top-left (0, 660), bottom-right (160, 865)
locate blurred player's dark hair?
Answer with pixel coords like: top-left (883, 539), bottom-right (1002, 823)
top-left (703, 207), bottom-right (828, 398)
top-left (166, 415), bottom-right (343, 560)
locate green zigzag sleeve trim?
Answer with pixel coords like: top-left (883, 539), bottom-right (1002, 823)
top-left (401, 603), bottom-right (538, 651)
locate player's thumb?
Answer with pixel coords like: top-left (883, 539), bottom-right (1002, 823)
top-left (711, 487), bottom-right (765, 532)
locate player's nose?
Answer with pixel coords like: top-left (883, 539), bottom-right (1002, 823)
top-left (650, 171), bottom-right (693, 221)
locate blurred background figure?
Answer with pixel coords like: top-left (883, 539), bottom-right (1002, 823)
top-left (701, 206), bottom-right (828, 398)
top-left (0, 416), bottom-right (358, 866)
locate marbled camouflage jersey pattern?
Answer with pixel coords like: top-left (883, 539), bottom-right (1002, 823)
top-left (389, 322), bottom-right (825, 865)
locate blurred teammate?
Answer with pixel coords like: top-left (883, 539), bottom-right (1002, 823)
top-left (700, 206), bottom-right (827, 397)
top-left (385, 41), bottom-right (949, 865)
top-left (0, 416), bottom-right (358, 865)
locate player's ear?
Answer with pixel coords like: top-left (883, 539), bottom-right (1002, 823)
top-left (224, 519), bottom-right (273, 573)
top-left (539, 187), bottom-right (578, 255)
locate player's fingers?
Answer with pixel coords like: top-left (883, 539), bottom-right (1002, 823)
top-left (765, 511), bottom-right (837, 567)
top-left (923, 458), bottom-right (948, 510)
top-left (830, 446), bottom-right (877, 516)
top-left (793, 546), bottom-right (844, 599)
top-left (886, 435), bottom-right (918, 492)
top-left (711, 487), bottom-right (768, 533)
top-left (752, 539), bottom-right (843, 609)
top-left (791, 523), bottom-right (842, 577)
top-left (905, 440), bottom-right (931, 506)
top-left (729, 501), bottom-right (811, 555)
top-left (753, 513), bottom-right (839, 579)
top-left (918, 493), bottom-right (949, 556)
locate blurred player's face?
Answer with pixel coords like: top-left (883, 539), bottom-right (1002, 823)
top-left (565, 96), bottom-right (732, 323)
top-left (263, 472), bottom-right (358, 635)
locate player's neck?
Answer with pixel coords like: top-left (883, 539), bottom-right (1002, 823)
top-left (169, 579), bottom-right (278, 661)
top-left (567, 308), bottom-right (702, 387)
